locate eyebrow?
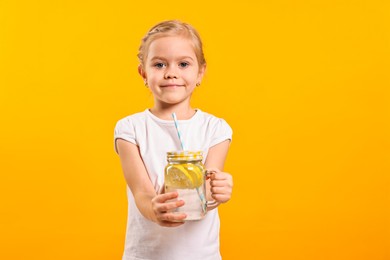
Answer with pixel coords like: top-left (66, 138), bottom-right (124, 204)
top-left (150, 56), bottom-right (195, 61)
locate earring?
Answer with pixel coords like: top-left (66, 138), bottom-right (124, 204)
top-left (196, 82), bottom-right (201, 87)
top-left (144, 81), bottom-right (148, 87)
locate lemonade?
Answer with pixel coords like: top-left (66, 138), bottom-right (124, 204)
top-left (165, 151), bottom-right (206, 221)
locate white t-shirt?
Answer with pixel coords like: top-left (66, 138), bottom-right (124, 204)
top-left (114, 109), bottom-right (232, 260)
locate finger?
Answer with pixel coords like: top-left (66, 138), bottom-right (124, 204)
top-left (206, 168), bottom-right (221, 174)
top-left (155, 200), bottom-right (185, 212)
top-left (154, 191), bottom-right (179, 203)
top-left (210, 180), bottom-right (231, 187)
top-left (211, 186), bottom-right (232, 194)
top-left (158, 212), bottom-right (187, 222)
top-left (165, 212), bottom-right (187, 221)
top-left (211, 193), bottom-right (231, 203)
top-left (210, 172), bottom-right (230, 181)
top-left (214, 178), bottom-right (232, 189)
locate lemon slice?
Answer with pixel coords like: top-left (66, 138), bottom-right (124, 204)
top-left (165, 164), bottom-right (204, 189)
top-left (183, 164), bottom-right (204, 188)
top-left (165, 165), bottom-right (193, 189)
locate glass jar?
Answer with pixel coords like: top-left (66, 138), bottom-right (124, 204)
top-left (164, 151), bottom-right (209, 221)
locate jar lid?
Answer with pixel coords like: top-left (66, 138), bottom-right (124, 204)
top-left (167, 151), bottom-right (203, 161)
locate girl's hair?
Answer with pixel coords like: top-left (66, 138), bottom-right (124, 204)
top-left (138, 20), bottom-right (206, 67)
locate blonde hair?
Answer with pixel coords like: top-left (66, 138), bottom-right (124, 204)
top-left (138, 20), bottom-right (206, 68)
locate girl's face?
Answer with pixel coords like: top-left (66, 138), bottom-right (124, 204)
top-left (139, 36), bottom-right (205, 106)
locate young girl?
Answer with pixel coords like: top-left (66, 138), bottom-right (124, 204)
top-left (114, 20), bottom-right (233, 260)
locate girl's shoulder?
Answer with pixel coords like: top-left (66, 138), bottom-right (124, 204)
top-left (196, 110), bottom-right (233, 140)
top-left (197, 110), bottom-right (231, 127)
top-left (196, 110), bottom-right (233, 145)
top-left (114, 110), bottom-right (149, 137)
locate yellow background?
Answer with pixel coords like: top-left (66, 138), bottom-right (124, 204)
top-left (1, 0), bottom-right (389, 259)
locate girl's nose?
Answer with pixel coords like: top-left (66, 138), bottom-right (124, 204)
top-left (164, 68), bottom-right (178, 79)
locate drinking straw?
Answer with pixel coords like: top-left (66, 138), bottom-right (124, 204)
top-left (172, 112), bottom-right (206, 213)
top-left (172, 113), bottom-right (187, 151)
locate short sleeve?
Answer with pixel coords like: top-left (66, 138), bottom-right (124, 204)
top-left (209, 118), bottom-right (233, 148)
top-left (114, 118), bottom-right (137, 153)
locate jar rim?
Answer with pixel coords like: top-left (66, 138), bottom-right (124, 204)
top-left (166, 150), bottom-right (203, 161)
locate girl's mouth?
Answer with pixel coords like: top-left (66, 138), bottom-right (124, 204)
top-left (161, 84), bottom-right (184, 88)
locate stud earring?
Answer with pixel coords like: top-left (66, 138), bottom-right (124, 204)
top-left (196, 82), bottom-right (201, 87)
top-left (144, 81), bottom-right (148, 87)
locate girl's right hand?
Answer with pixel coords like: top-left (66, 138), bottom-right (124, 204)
top-left (151, 191), bottom-right (187, 227)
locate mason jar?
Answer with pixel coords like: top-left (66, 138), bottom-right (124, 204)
top-left (164, 151), bottom-right (211, 221)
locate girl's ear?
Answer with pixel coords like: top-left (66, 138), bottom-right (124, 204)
top-left (138, 64), bottom-right (147, 80)
top-left (197, 64), bottom-right (206, 82)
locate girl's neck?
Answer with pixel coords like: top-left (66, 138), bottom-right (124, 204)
top-left (149, 103), bottom-right (196, 120)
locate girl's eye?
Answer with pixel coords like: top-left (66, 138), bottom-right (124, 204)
top-left (179, 62), bottom-right (189, 68)
top-left (154, 63), bottom-right (165, 68)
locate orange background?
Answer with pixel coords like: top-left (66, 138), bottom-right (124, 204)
top-left (1, 1), bottom-right (389, 259)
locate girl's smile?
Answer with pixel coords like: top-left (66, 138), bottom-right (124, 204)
top-left (160, 84), bottom-right (185, 88)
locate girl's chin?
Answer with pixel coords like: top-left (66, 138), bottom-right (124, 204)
top-left (157, 97), bottom-right (190, 105)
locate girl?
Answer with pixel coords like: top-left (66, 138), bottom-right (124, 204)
top-left (114, 20), bottom-right (233, 260)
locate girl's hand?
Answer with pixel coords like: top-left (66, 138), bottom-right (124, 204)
top-left (151, 191), bottom-right (187, 227)
top-left (207, 168), bottom-right (233, 203)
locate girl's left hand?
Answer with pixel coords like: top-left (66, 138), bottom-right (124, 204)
top-left (207, 168), bottom-right (233, 203)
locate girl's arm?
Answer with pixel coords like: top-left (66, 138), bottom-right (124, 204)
top-left (204, 140), bottom-right (233, 210)
top-left (116, 139), bottom-right (186, 227)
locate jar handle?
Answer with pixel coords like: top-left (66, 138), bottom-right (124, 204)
top-left (205, 170), bottom-right (219, 209)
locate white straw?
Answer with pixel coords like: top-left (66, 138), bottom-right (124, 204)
top-left (172, 113), bottom-right (187, 151)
